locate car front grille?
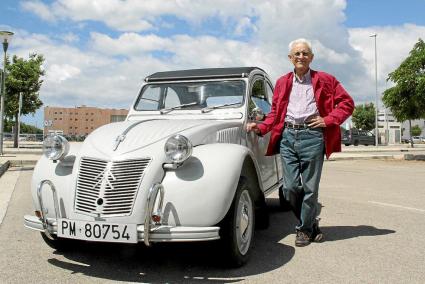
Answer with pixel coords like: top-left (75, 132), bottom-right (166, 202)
top-left (75, 157), bottom-right (151, 217)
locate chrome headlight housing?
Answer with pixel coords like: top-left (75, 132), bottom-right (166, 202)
top-left (164, 135), bottom-right (193, 164)
top-left (43, 134), bottom-right (70, 160)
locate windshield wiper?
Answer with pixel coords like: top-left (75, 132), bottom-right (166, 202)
top-left (201, 102), bottom-right (241, 113)
top-left (160, 102), bottom-right (199, 114)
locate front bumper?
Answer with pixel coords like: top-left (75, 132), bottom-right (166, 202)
top-left (25, 179), bottom-right (220, 244)
top-left (24, 215), bottom-right (220, 242)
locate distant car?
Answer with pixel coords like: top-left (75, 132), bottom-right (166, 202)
top-left (412, 136), bottom-right (425, 143)
top-left (341, 128), bottom-right (376, 146)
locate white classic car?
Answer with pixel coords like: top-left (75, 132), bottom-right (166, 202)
top-left (24, 67), bottom-right (287, 267)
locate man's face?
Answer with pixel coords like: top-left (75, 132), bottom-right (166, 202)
top-left (288, 43), bottom-right (314, 73)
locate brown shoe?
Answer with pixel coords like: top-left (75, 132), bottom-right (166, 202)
top-left (310, 223), bottom-right (324, 242)
top-left (295, 230), bottom-right (311, 247)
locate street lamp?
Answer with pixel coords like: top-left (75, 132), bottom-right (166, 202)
top-left (370, 33), bottom-right (379, 147)
top-left (0, 30), bottom-right (14, 156)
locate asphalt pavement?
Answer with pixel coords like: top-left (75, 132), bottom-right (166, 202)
top-left (0, 160), bottom-right (424, 283)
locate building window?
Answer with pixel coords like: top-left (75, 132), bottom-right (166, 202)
top-left (59, 118), bottom-right (62, 120)
top-left (54, 112), bottom-right (57, 114)
top-left (110, 115), bottom-right (127, 122)
top-left (54, 118), bottom-right (57, 120)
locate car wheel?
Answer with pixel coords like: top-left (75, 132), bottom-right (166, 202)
top-left (353, 140), bottom-right (359, 146)
top-left (344, 144), bottom-right (350, 146)
top-left (219, 177), bottom-right (254, 267)
top-left (40, 232), bottom-right (73, 251)
top-left (278, 186), bottom-right (292, 212)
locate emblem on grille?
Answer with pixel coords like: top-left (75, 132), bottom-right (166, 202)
top-left (93, 162), bottom-right (116, 212)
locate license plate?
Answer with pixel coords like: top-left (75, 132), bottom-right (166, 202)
top-left (57, 219), bottom-right (137, 243)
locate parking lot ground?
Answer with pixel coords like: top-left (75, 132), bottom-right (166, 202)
top-left (0, 160), bottom-right (424, 283)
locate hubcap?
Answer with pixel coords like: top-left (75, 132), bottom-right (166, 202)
top-left (235, 190), bottom-right (253, 255)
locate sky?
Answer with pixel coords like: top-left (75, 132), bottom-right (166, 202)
top-left (0, 0), bottom-right (424, 127)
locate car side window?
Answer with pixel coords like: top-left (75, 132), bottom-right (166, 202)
top-left (265, 82), bottom-right (274, 104)
top-left (249, 79), bottom-right (271, 116)
top-left (136, 86), bottom-right (161, 110)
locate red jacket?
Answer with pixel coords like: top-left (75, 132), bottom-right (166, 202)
top-left (257, 70), bottom-right (354, 159)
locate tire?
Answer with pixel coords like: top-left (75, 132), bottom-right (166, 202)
top-left (219, 177), bottom-right (255, 267)
top-left (40, 232), bottom-right (73, 251)
top-left (344, 144), bottom-right (350, 146)
top-left (278, 186), bottom-right (292, 212)
top-left (353, 140), bottom-right (359, 146)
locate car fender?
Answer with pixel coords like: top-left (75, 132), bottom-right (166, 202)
top-left (30, 143), bottom-right (82, 219)
top-left (161, 143), bottom-right (261, 227)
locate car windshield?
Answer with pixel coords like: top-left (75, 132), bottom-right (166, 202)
top-left (134, 80), bottom-right (245, 112)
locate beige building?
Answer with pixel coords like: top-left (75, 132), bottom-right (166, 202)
top-left (44, 105), bottom-right (128, 136)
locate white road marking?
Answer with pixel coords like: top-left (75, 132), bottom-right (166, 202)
top-left (368, 201), bottom-right (425, 213)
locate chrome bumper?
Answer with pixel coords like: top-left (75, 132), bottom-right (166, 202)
top-left (24, 215), bottom-right (220, 242)
top-left (25, 180), bottom-right (220, 243)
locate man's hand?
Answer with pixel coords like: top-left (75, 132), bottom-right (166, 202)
top-left (246, 122), bottom-right (261, 134)
top-left (307, 116), bottom-right (326, 128)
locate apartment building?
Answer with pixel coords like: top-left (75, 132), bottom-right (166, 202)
top-left (377, 110), bottom-right (402, 144)
top-left (44, 105), bottom-right (128, 136)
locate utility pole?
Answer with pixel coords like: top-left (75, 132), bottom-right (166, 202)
top-left (370, 33), bottom-right (379, 147)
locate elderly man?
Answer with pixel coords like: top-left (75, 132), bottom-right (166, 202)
top-left (247, 38), bottom-right (354, 246)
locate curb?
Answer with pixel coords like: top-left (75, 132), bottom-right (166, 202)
top-left (9, 160), bottom-right (38, 167)
top-left (0, 161), bottom-right (11, 178)
top-left (329, 154), bottom-right (425, 161)
top-left (404, 154), bottom-right (425, 161)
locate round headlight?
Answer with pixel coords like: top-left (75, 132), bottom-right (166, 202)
top-left (164, 135), bottom-right (193, 163)
top-left (43, 134), bottom-right (70, 160)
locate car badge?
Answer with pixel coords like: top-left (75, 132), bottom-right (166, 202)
top-left (113, 134), bottom-right (126, 151)
top-left (93, 162), bottom-right (116, 192)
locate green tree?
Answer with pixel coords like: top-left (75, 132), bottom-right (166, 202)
top-left (382, 38), bottom-right (425, 147)
top-left (5, 53), bottom-right (44, 147)
top-left (4, 121), bottom-right (42, 134)
top-left (411, 125), bottom-right (422, 136)
top-left (352, 103), bottom-right (375, 131)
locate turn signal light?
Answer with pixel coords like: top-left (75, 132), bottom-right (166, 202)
top-left (152, 214), bottom-right (161, 223)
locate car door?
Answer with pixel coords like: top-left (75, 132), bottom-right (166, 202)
top-left (245, 76), bottom-right (280, 191)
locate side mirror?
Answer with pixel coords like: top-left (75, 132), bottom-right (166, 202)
top-left (250, 107), bottom-right (265, 121)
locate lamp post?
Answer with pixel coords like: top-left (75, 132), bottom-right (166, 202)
top-left (370, 33), bottom-right (379, 147)
top-left (0, 31), bottom-right (14, 156)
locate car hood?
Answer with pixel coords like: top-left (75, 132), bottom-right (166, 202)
top-left (80, 119), bottom-right (242, 157)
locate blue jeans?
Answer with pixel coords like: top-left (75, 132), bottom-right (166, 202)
top-left (280, 127), bottom-right (324, 234)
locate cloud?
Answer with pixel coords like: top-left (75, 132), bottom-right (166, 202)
top-left (21, 0), bottom-right (57, 22)
top-left (349, 24), bottom-right (425, 84)
top-left (46, 64), bottom-right (81, 82)
top-left (21, 0), bottom-right (258, 32)
top-left (13, 0), bottom-right (425, 113)
top-left (89, 32), bottom-right (173, 56)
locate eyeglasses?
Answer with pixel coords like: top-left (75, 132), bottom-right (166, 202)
top-left (292, 51), bottom-right (311, 57)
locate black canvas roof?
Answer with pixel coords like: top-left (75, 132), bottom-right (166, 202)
top-left (145, 67), bottom-right (264, 82)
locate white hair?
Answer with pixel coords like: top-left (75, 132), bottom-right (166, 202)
top-left (288, 38), bottom-right (313, 53)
